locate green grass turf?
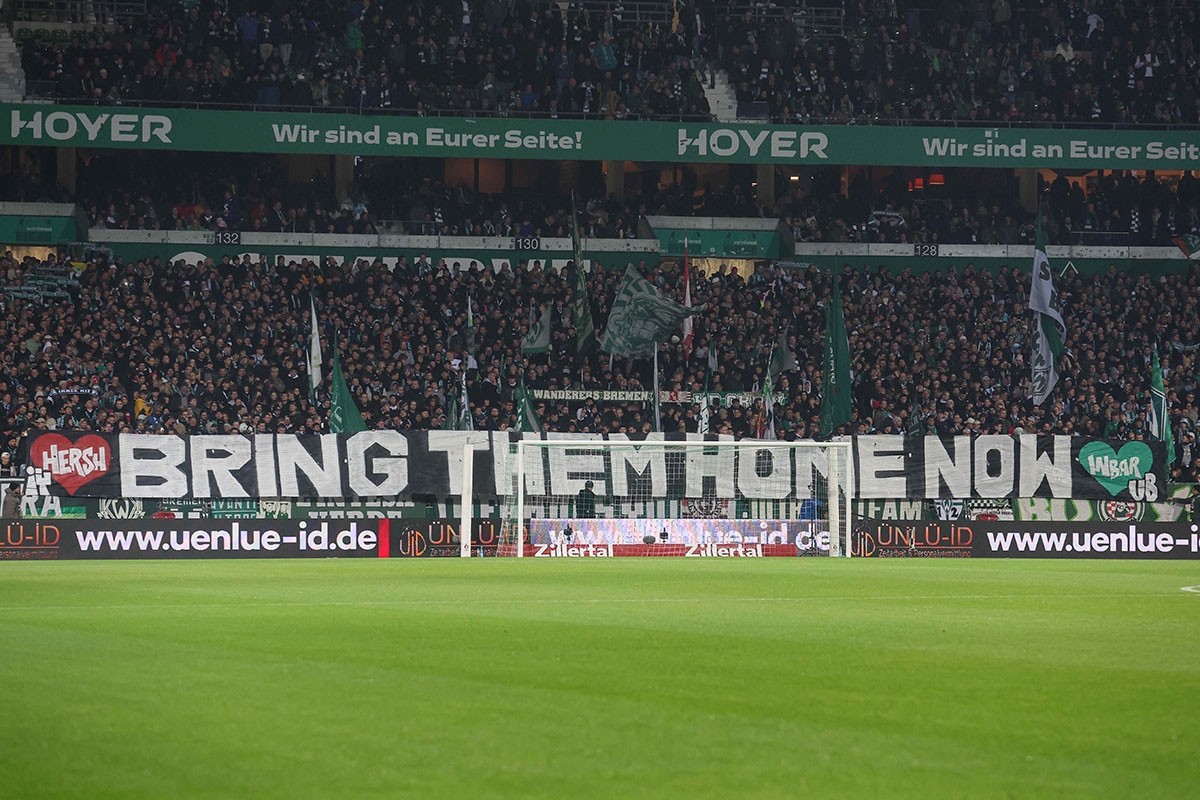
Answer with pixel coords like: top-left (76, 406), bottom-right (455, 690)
top-left (1, 559), bottom-right (1198, 799)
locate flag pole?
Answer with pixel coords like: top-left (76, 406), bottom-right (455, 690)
top-left (682, 235), bottom-right (693, 364)
top-left (653, 344), bottom-right (661, 432)
top-left (1150, 344), bottom-right (1177, 468)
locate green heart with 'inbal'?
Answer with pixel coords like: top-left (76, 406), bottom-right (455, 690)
top-left (1077, 442), bottom-right (1154, 497)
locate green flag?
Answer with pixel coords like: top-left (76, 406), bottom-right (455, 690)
top-left (1029, 215), bottom-right (1066, 406)
top-left (601, 265), bottom-right (701, 358)
top-left (906, 391), bottom-right (924, 436)
top-left (515, 374), bottom-right (542, 433)
top-left (570, 191), bottom-right (596, 355)
top-left (521, 303), bottom-right (552, 355)
top-left (767, 329), bottom-right (796, 386)
top-left (329, 340), bottom-right (367, 433)
top-left (443, 381), bottom-right (460, 430)
top-left (819, 279), bottom-right (852, 437)
top-left (1150, 345), bottom-right (1176, 467)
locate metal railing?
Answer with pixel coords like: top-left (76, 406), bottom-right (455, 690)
top-left (549, 1), bottom-right (845, 38)
top-left (567, 0), bottom-right (674, 26)
top-left (724, 2), bottom-right (845, 39)
top-left (20, 79), bottom-right (1200, 130)
top-left (1064, 230), bottom-right (1132, 247)
top-left (16, 84), bottom-right (720, 122)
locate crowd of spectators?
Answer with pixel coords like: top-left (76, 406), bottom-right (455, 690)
top-left (36, 145), bottom-right (1200, 249)
top-left (729, 0), bottom-right (1200, 126)
top-left (827, 168), bottom-right (1200, 247)
top-left (1, 243), bottom-right (1197, 482)
top-left (18, 0), bottom-right (713, 120)
top-left (1, 137), bottom-right (1196, 248)
top-left (16, 0), bottom-right (1200, 127)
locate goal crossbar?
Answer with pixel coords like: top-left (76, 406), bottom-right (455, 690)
top-left (500, 438), bottom-right (854, 558)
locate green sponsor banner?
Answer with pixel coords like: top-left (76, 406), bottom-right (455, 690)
top-left (90, 236), bottom-right (1189, 282)
top-left (8, 103), bottom-right (1200, 167)
top-left (89, 240), bottom-right (660, 276)
top-left (19, 495), bottom-right (92, 518)
top-left (0, 215), bottom-right (76, 244)
top-left (657, 228), bottom-right (780, 258)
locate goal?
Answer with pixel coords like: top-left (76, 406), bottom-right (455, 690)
top-left (493, 437), bottom-right (853, 557)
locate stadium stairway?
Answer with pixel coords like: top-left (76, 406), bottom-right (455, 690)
top-left (703, 71), bottom-right (739, 123)
top-left (0, 26), bottom-right (26, 101)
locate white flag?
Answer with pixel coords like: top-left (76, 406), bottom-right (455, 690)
top-left (1029, 218), bottom-right (1065, 405)
top-left (521, 303), bottom-right (552, 355)
top-left (308, 295), bottom-right (323, 398)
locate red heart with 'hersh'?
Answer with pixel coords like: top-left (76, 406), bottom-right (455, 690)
top-left (29, 433), bottom-right (112, 496)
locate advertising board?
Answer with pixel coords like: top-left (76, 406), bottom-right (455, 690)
top-left (854, 519), bottom-right (1200, 559)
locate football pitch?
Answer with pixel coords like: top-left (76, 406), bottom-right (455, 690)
top-left (1, 559), bottom-right (1197, 799)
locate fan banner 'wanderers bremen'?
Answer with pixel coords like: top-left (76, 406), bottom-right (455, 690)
top-left (22, 432), bottom-right (1165, 502)
top-left (853, 519), bottom-right (1200, 560)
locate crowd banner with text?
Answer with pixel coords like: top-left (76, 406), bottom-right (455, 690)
top-left (852, 435), bottom-right (1165, 502)
top-left (22, 431), bottom-right (1165, 502)
top-left (530, 389), bottom-right (781, 405)
top-left (15, 493), bottom-right (1188, 526)
top-left (6, 104), bottom-right (1200, 168)
top-left (854, 519), bottom-right (1200, 559)
top-left (852, 494), bottom-right (1189, 524)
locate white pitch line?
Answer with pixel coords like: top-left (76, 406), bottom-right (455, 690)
top-left (0, 592), bottom-right (1189, 613)
top-left (1181, 585), bottom-right (1200, 593)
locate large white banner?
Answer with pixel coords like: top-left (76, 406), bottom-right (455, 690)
top-left (23, 432), bottom-right (1166, 501)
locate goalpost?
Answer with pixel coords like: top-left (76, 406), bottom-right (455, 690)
top-left (492, 438), bottom-right (854, 557)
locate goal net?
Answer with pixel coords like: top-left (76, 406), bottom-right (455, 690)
top-left (495, 438), bottom-right (853, 557)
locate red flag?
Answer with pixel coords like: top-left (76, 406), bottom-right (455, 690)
top-left (682, 243), bottom-right (693, 362)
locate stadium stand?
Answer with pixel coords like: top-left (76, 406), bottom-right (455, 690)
top-left (720, 0), bottom-right (1200, 125)
top-left (16, 0), bottom-right (713, 121)
top-left (1, 244), bottom-right (1197, 482)
top-left (13, 0), bottom-right (1200, 126)
top-left (19, 148), bottom-right (1200, 248)
top-left (1, 1), bottom-right (1197, 487)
